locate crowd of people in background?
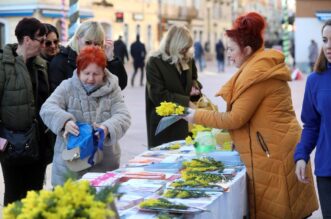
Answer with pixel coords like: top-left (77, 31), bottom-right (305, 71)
top-left (0, 14), bottom-right (330, 219)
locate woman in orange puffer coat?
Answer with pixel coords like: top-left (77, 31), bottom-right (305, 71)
top-left (184, 12), bottom-right (318, 219)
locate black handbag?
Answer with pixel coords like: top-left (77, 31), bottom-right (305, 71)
top-left (0, 122), bottom-right (39, 165)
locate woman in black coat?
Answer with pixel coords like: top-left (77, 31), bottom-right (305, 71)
top-left (49, 21), bottom-right (127, 92)
top-left (145, 25), bottom-right (201, 148)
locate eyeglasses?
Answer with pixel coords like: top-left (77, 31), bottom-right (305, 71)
top-left (45, 40), bottom-right (59, 47)
top-left (85, 40), bottom-right (102, 47)
top-left (31, 37), bottom-right (45, 44)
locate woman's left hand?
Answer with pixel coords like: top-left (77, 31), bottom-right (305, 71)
top-left (183, 107), bottom-right (195, 124)
top-left (93, 123), bottom-right (109, 137)
top-left (104, 39), bottom-right (114, 61)
top-left (190, 85), bottom-right (201, 96)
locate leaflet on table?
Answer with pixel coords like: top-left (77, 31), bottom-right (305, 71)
top-left (167, 180), bottom-right (228, 192)
top-left (118, 179), bottom-right (167, 195)
top-left (125, 157), bottom-right (164, 167)
top-left (116, 193), bottom-right (145, 211)
top-left (137, 195), bottom-right (212, 214)
top-left (80, 172), bottom-right (122, 188)
top-left (164, 191), bottom-right (223, 209)
top-left (144, 162), bottom-right (183, 173)
top-left (207, 150), bottom-right (243, 166)
top-left (120, 171), bottom-right (166, 181)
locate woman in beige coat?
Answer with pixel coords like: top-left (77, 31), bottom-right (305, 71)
top-left (40, 46), bottom-right (131, 186)
top-left (185, 12), bottom-right (318, 219)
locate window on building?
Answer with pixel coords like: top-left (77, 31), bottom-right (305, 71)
top-left (0, 22), bottom-right (5, 49)
top-left (116, 12), bottom-right (124, 23)
top-left (136, 24), bottom-right (141, 36)
top-left (124, 24), bottom-right (129, 47)
top-left (194, 0), bottom-right (200, 9)
top-left (193, 30), bottom-right (197, 41)
top-left (147, 24), bottom-right (152, 51)
top-left (199, 30), bottom-right (203, 42)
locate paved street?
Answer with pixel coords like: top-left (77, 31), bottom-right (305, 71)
top-left (0, 60), bottom-right (322, 218)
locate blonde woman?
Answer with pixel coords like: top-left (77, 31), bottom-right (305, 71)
top-left (49, 20), bottom-right (127, 92)
top-left (145, 25), bottom-right (201, 148)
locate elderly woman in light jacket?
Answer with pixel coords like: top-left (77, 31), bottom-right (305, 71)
top-left (40, 46), bottom-right (131, 186)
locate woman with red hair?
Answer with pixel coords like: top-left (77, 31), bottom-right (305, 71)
top-left (185, 12), bottom-right (318, 218)
top-left (39, 46), bottom-right (131, 186)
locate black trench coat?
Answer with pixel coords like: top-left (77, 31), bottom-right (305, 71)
top-left (145, 56), bottom-right (199, 148)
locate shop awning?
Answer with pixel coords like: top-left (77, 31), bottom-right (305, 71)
top-left (315, 11), bottom-right (331, 21)
top-left (41, 9), bottom-right (94, 19)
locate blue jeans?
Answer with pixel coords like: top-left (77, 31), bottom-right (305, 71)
top-left (317, 176), bottom-right (331, 218)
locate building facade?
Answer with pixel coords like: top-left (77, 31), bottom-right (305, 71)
top-left (0, 0), bottom-right (233, 55)
top-left (0, 0), bottom-right (285, 58)
top-left (296, 0), bottom-right (331, 72)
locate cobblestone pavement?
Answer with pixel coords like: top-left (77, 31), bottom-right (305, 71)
top-left (0, 60), bottom-right (322, 218)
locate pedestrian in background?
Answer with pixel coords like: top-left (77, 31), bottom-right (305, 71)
top-left (49, 21), bottom-right (127, 92)
top-left (194, 40), bottom-right (204, 72)
top-left (145, 25), bottom-right (201, 148)
top-left (114, 35), bottom-right (129, 64)
top-left (184, 12), bottom-right (318, 219)
top-left (215, 39), bottom-right (225, 72)
top-left (308, 39), bottom-right (319, 72)
top-left (295, 19), bottom-right (331, 218)
top-left (40, 46), bottom-right (131, 186)
top-left (0, 17), bottom-right (53, 206)
top-left (130, 34), bottom-right (146, 87)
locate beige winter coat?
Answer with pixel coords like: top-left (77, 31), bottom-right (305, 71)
top-left (40, 70), bottom-right (131, 186)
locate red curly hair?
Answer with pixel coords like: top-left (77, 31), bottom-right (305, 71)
top-left (76, 46), bottom-right (107, 74)
top-left (226, 12), bottom-right (266, 52)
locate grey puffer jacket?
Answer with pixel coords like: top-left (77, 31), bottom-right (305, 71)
top-left (40, 69), bottom-right (131, 185)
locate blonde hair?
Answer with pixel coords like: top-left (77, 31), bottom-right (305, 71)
top-left (314, 19), bottom-right (331, 73)
top-left (67, 21), bottom-right (105, 54)
top-left (151, 25), bottom-right (193, 64)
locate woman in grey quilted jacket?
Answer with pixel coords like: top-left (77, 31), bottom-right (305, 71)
top-left (40, 46), bottom-right (131, 186)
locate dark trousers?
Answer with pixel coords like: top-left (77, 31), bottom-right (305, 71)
top-left (1, 160), bottom-right (47, 206)
top-left (131, 65), bottom-right (144, 86)
top-left (317, 176), bottom-right (331, 219)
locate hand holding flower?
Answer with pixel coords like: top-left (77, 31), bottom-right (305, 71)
top-left (183, 108), bottom-right (195, 123)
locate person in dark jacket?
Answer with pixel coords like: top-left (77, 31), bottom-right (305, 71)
top-left (40, 23), bottom-right (60, 64)
top-left (215, 39), bottom-right (225, 72)
top-left (49, 21), bottom-right (127, 92)
top-left (114, 35), bottom-right (129, 64)
top-left (0, 17), bottom-right (53, 206)
top-left (194, 40), bottom-right (204, 72)
top-left (130, 34), bottom-right (146, 86)
top-left (295, 19), bottom-right (331, 218)
top-left (145, 25), bottom-right (201, 148)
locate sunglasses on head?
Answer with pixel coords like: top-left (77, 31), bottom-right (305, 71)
top-left (85, 40), bottom-right (102, 46)
top-left (45, 40), bottom-right (59, 47)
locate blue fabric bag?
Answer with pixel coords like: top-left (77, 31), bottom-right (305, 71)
top-left (62, 122), bottom-right (105, 172)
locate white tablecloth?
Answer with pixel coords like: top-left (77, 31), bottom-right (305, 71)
top-left (120, 168), bottom-right (248, 219)
top-left (192, 169), bottom-right (247, 219)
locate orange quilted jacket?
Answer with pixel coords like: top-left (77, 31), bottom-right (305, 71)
top-left (194, 49), bottom-right (318, 219)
